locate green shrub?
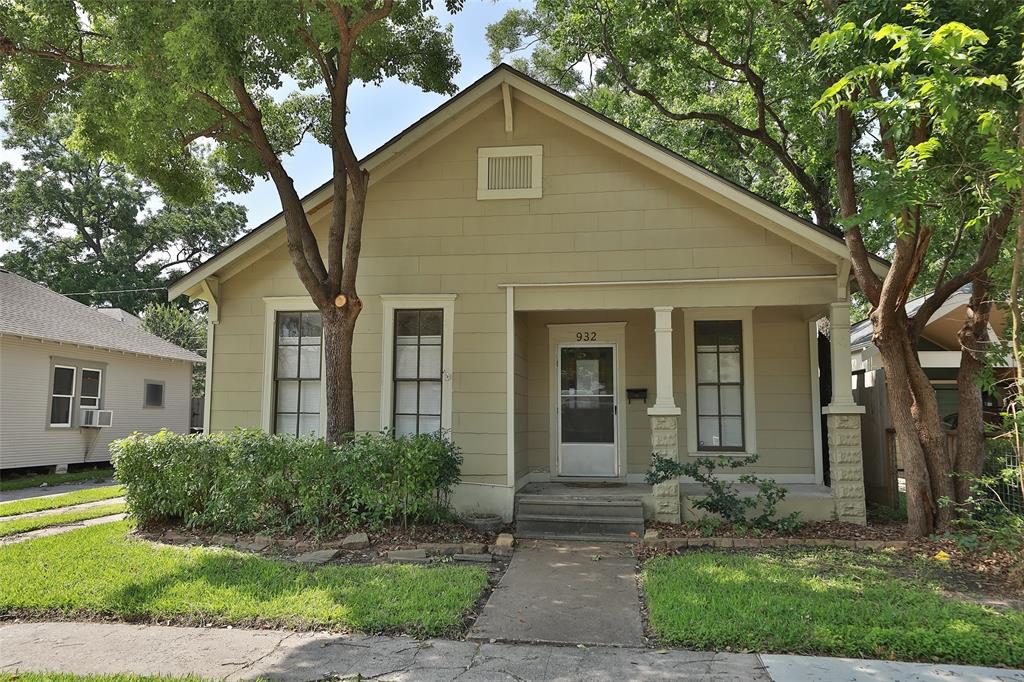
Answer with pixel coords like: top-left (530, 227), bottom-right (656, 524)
top-left (646, 452), bottom-right (800, 532)
top-left (111, 428), bottom-right (462, 535)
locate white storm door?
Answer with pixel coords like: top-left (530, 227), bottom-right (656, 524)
top-left (557, 344), bottom-right (618, 477)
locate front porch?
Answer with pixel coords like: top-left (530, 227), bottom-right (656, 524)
top-left (503, 283), bottom-right (868, 533)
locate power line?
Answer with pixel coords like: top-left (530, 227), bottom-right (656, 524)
top-left (63, 286), bottom-right (168, 296)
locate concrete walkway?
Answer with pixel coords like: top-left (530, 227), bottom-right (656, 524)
top-left (0, 512), bottom-right (127, 545)
top-left (468, 540), bottom-right (644, 646)
top-left (0, 479), bottom-right (115, 503)
top-left (3, 622), bottom-right (1021, 681)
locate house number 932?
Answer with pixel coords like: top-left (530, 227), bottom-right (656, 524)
top-left (576, 331), bottom-right (597, 341)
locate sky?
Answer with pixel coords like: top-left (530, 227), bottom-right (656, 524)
top-left (0, 0), bottom-right (528, 252)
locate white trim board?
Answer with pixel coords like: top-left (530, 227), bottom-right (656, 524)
top-left (379, 294), bottom-right (457, 434)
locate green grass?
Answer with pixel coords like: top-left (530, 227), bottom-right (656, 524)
top-left (0, 467), bottom-right (114, 491)
top-left (0, 503), bottom-right (126, 538)
top-left (643, 549), bottom-right (1024, 666)
top-left (0, 486), bottom-right (124, 517)
top-left (0, 521), bottom-right (488, 636)
top-left (0, 674), bottom-right (206, 682)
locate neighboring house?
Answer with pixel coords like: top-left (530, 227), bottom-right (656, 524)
top-left (169, 65), bottom-right (887, 534)
top-left (851, 285), bottom-right (1009, 507)
top-left (0, 269), bottom-right (203, 472)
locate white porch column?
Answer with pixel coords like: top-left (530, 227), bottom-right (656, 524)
top-left (648, 306), bottom-right (682, 523)
top-left (823, 301), bottom-right (867, 525)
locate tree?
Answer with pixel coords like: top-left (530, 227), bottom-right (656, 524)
top-left (0, 0), bottom-right (462, 443)
top-left (140, 302), bottom-right (207, 397)
top-left (488, 0), bottom-right (1023, 535)
top-left (0, 117), bottom-right (246, 312)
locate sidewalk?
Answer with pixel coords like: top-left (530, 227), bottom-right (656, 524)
top-left (3, 622), bottom-right (1021, 682)
top-left (0, 479), bottom-right (115, 503)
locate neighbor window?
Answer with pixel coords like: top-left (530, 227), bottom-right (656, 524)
top-left (144, 380), bottom-right (164, 408)
top-left (273, 311), bottom-right (322, 437)
top-left (392, 309), bottom-right (443, 437)
top-left (695, 320), bottom-right (745, 451)
top-left (50, 365), bottom-right (76, 427)
top-left (80, 368), bottom-right (102, 409)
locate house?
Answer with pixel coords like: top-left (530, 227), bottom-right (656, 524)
top-left (169, 65), bottom-right (887, 533)
top-left (0, 269), bottom-right (202, 473)
top-left (851, 285), bottom-right (1009, 507)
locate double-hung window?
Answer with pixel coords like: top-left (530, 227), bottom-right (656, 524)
top-left (49, 365), bottom-right (76, 427)
top-left (80, 369), bottom-right (102, 409)
top-left (695, 320), bottom-right (745, 451)
top-left (392, 309), bottom-right (443, 437)
top-left (273, 311), bottom-right (323, 437)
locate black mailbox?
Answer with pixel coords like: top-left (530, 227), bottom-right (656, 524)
top-left (626, 388), bottom-right (648, 404)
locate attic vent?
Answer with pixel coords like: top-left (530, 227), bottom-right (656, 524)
top-left (477, 146), bottom-right (543, 199)
top-left (488, 155), bottom-right (532, 190)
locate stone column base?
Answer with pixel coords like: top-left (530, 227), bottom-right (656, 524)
top-left (826, 410), bottom-right (867, 525)
top-left (650, 414), bottom-right (682, 524)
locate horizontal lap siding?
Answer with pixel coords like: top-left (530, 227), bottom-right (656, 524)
top-left (209, 97), bottom-right (831, 485)
top-left (0, 337), bottom-right (192, 468)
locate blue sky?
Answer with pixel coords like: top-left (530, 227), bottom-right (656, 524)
top-left (233, 0), bottom-right (527, 228)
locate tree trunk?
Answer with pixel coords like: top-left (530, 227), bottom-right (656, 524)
top-left (954, 279), bottom-right (992, 503)
top-left (322, 304), bottom-right (359, 443)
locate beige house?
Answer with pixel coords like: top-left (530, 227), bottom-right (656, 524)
top-left (0, 270), bottom-right (201, 472)
top-left (170, 65), bottom-right (886, 533)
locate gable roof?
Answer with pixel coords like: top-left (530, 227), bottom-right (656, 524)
top-left (170, 63), bottom-right (888, 300)
top-left (850, 285), bottom-right (973, 350)
top-left (0, 269), bottom-right (204, 363)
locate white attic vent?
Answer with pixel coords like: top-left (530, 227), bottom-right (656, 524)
top-left (477, 146), bottom-right (543, 199)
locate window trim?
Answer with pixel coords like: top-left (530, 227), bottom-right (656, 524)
top-left (261, 297), bottom-right (326, 436)
top-left (380, 294), bottom-right (456, 433)
top-left (49, 364), bottom-right (77, 428)
top-left (80, 368), bottom-right (103, 409)
top-left (272, 310), bottom-right (323, 437)
top-left (683, 309), bottom-right (757, 456)
top-left (143, 379), bottom-right (166, 409)
top-left (477, 146), bottom-right (543, 200)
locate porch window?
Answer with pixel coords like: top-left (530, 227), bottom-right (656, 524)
top-left (695, 320), bottom-right (745, 451)
top-left (273, 311), bottom-right (322, 437)
top-left (392, 309), bottom-right (443, 437)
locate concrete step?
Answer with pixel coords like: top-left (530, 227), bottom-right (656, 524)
top-left (514, 496), bottom-right (644, 541)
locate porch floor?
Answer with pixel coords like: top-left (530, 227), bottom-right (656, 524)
top-left (516, 481), bottom-right (653, 499)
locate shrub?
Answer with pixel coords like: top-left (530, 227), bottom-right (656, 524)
top-left (112, 428), bottom-right (462, 535)
top-left (646, 452), bottom-right (800, 532)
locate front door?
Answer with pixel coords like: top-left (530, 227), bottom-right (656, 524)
top-left (557, 344), bottom-right (618, 477)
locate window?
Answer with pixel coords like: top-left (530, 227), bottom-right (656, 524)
top-left (392, 309), bottom-right (443, 437)
top-left (477, 146), bottom-right (543, 199)
top-left (695, 320), bottom-right (745, 451)
top-left (273, 311), bottom-right (322, 437)
top-left (80, 369), bottom-right (102, 409)
top-left (50, 365), bottom-right (76, 427)
top-left (144, 380), bottom-right (165, 408)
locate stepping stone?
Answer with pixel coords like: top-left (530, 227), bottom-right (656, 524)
top-left (211, 534), bottom-right (234, 546)
top-left (293, 549), bottom-right (339, 565)
top-left (237, 539), bottom-right (270, 553)
top-left (421, 542), bottom-right (461, 556)
top-left (387, 548), bottom-right (428, 564)
top-left (454, 553), bottom-right (492, 563)
top-left (341, 532), bottom-right (369, 550)
top-left (462, 543), bottom-right (486, 554)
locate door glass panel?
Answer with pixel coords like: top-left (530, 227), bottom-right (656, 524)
top-left (419, 346), bottom-right (442, 379)
top-left (561, 395), bottom-right (614, 443)
top-left (560, 347), bottom-right (613, 395)
top-left (419, 382), bottom-right (441, 414)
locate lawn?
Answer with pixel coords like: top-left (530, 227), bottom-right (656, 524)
top-left (643, 549), bottom-right (1024, 666)
top-left (0, 486), bottom-right (124, 516)
top-left (0, 521), bottom-right (488, 636)
top-left (0, 503), bottom-right (126, 537)
top-left (0, 467), bottom-right (115, 491)
top-left (0, 671), bottom-right (203, 675)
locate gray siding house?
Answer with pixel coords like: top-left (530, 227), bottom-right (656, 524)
top-left (0, 270), bottom-right (202, 471)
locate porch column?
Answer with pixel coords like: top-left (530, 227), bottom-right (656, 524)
top-left (823, 301), bottom-right (867, 525)
top-left (648, 306), bottom-right (682, 523)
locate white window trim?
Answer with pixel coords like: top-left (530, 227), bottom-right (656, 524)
top-left (477, 145), bottom-right (543, 200)
top-left (50, 364), bottom-right (76, 427)
top-left (79, 367), bottom-right (103, 409)
top-left (261, 296), bottom-right (326, 436)
top-left (380, 294), bottom-right (456, 433)
top-left (683, 308), bottom-right (757, 456)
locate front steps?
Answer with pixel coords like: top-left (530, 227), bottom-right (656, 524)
top-left (515, 494), bottom-right (645, 542)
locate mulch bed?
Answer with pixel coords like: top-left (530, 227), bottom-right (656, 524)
top-left (647, 518), bottom-right (907, 541)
